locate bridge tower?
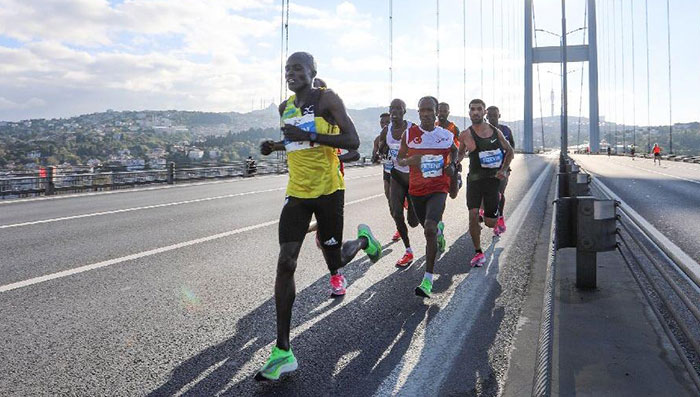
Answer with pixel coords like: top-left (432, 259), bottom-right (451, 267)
top-left (524, 0), bottom-right (600, 153)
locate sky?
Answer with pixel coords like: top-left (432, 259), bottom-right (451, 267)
top-left (0, 0), bottom-right (698, 125)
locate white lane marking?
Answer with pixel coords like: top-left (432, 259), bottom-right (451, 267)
top-left (377, 161), bottom-right (554, 396)
top-left (0, 174), bottom-right (376, 229)
top-left (589, 173), bottom-right (700, 288)
top-left (0, 194), bottom-right (385, 294)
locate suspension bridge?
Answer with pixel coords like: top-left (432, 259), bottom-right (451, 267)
top-left (1, 1), bottom-right (699, 396)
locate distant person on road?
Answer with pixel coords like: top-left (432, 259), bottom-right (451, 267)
top-left (653, 143), bottom-right (662, 165)
top-left (245, 156), bottom-right (256, 175)
top-left (486, 105), bottom-right (515, 236)
top-left (629, 145), bottom-right (635, 160)
top-left (256, 52), bottom-right (383, 381)
top-left (607, 146), bottom-right (611, 157)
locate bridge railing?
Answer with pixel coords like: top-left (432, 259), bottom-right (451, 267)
top-left (0, 157), bottom-right (376, 199)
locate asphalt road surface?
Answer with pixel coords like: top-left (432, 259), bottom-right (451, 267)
top-left (1, 154), bottom-right (554, 396)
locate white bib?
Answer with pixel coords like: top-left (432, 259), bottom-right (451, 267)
top-left (420, 154), bottom-right (444, 178)
top-left (478, 149), bottom-right (503, 169)
top-left (283, 114), bottom-right (315, 153)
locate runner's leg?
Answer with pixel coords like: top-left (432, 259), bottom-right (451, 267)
top-left (276, 197), bottom-right (314, 350)
top-left (390, 170), bottom-right (411, 249)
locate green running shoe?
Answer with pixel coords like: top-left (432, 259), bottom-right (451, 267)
top-left (358, 224), bottom-right (382, 263)
top-left (437, 221), bottom-right (446, 253)
top-left (254, 346), bottom-right (298, 381)
top-left (415, 277), bottom-right (433, 298)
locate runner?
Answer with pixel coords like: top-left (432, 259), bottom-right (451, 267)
top-left (379, 98), bottom-right (418, 267)
top-left (486, 105), bottom-right (515, 236)
top-left (653, 143), bottom-right (662, 166)
top-left (398, 96), bottom-right (458, 297)
top-left (372, 112), bottom-right (395, 239)
top-left (457, 99), bottom-right (514, 267)
top-left (629, 144), bottom-right (636, 160)
top-left (436, 102), bottom-right (462, 199)
top-left (256, 52), bottom-right (383, 381)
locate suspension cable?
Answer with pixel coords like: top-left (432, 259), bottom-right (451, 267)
top-left (491, 0), bottom-right (495, 101)
top-left (576, 2), bottom-right (588, 150)
top-left (666, 0), bottom-right (673, 153)
top-left (389, 0), bottom-right (393, 101)
top-left (480, 0), bottom-right (483, 98)
top-left (532, 2), bottom-right (546, 152)
top-left (621, 0), bottom-right (626, 153)
top-left (613, 0), bottom-right (618, 150)
top-left (437, 0), bottom-right (440, 98)
top-left (279, 0), bottom-right (285, 105)
top-left (463, 0), bottom-right (466, 129)
top-left (631, 0), bottom-right (637, 148)
top-left (500, 1), bottom-right (504, 111)
top-left (645, 0), bottom-right (651, 152)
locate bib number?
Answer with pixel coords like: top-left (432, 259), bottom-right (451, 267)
top-left (420, 154), bottom-right (444, 178)
top-left (478, 149), bottom-right (503, 169)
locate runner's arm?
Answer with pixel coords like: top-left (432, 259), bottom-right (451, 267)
top-left (338, 149), bottom-right (360, 163)
top-left (281, 89), bottom-right (359, 150)
top-left (495, 130), bottom-right (514, 176)
top-left (456, 129), bottom-right (474, 163)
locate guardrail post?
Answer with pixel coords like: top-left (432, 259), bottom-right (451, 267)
top-left (167, 162), bottom-right (174, 184)
top-left (46, 166), bottom-right (55, 196)
top-left (575, 196), bottom-right (617, 288)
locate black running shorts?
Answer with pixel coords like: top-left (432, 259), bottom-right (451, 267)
top-left (279, 190), bottom-right (344, 249)
top-left (467, 177), bottom-right (500, 219)
top-left (409, 192), bottom-right (447, 226)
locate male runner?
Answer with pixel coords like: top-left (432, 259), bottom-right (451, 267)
top-left (437, 102), bottom-right (462, 199)
top-left (398, 96), bottom-right (457, 297)
top-left (256, 52), bottom-right (383, 381)
top-left (653, 143), bottom-right (661, 165)
top-left (379, 98), bottom-right (418, 267)
top-left (457, 99), bottom-right (514, 267)
top-left (486, 105), bottom-right (515, 236)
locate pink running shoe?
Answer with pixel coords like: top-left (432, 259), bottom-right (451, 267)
top-left (391, 230), bottom-right (401, 242)
top-left (470, 252), bottom-right (486, 267)
top-left (497, 217), bottom-right (507, 234)
top-left (330, 274), bottom-right (347, 297)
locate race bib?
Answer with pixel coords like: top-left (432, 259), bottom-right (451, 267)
top-left (478, 149), bottom-right (503, 169)
top-left (420, 154), bottom-right (444, 178)
top-left (283, 114), bottom-right (316, 153)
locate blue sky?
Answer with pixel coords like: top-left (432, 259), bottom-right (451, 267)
top-left (0, 0), bottom-right (697, 125)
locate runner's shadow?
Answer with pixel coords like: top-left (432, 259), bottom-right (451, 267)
top-left (216, 238), bottom-right (483, 395)
top-left (148, 242), bottom-right (393, 397)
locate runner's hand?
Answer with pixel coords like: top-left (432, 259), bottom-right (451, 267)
top-left (445, 162), bottom-right (456, 176)
top-left (282, 124), bottom-right (309, 142)
top-left (260, 140), bottom-right (275, 155)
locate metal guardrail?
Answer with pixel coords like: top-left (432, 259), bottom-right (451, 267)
top-left (0, 157), bottom-right (377, 199)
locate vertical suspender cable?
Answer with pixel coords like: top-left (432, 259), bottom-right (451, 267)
top-left (437, 0), bottom-right (440, 98)
top-left (533, 3), bottom-right (546, 152)
top-left (463, 0), bottom-right (467, 128)
top-left (500, 2), bottom-right (505, 113)
top-left (279, 0), bottom-right (285, 106)
top-left (491, 0), bottom-right (495, 101)
top-left (577, 2), bottom-right (588, 150)
top-left (389, 0), bottom-right (393, 101)
top-left (480, 0), bottom-right (484, 98)
top-left (666, 0), bottom-right (673, 153)
top-left (631, 0), bottom-right (637, 148)
top-left (613, 0), bottom-right (618, 150)
top-left (645, 0), bottom-right (651, 152)
top-left (621, 0), bottom-right (626, 153)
